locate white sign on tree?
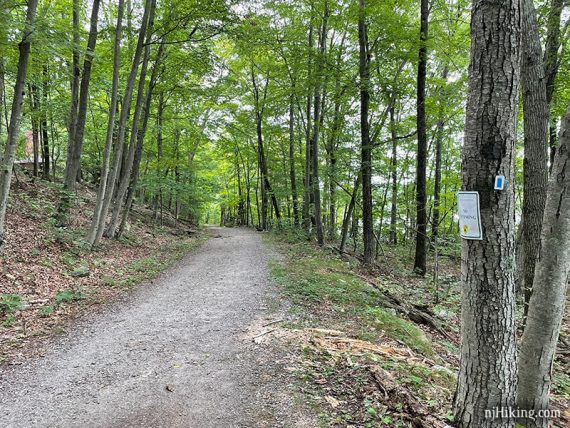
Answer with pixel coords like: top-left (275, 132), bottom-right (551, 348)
top-left (457, 191), bottom-right (483, 240)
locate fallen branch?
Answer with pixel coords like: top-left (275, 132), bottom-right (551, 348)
top-left (353, 272), bottom-right (456, 343)
top-left (368, 365), bottom-right (454, 428)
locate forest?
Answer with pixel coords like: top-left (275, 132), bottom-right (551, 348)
top-left (0, 0), bottom-right (569, 427)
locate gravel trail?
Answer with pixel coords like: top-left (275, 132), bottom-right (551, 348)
top-left (0, 227), bottom-right (293, 428)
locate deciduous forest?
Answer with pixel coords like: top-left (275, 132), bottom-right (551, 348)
top-left (0, 0), bottom-right (569, 427)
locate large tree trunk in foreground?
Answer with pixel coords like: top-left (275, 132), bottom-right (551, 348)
top-left (453, 0), bottom-right (521, 426)
top-left (0, 0), bottom-right (38, 248)
top-left (414, 0), bottom-right (429, 275)
top-left (519, 0), bottom-right (549, 318)
top-left (88, 0), bottom-right (124, 247)
top-left (359, 0), bottom-right (374, 264)
top-left (517, 102), bottom-right (570, 428)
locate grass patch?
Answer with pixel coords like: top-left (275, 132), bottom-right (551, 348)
top-left (267, 234), bottom-right (433, 356)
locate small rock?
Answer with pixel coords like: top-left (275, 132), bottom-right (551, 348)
top-left (71, 266), bottom-right (90, 278)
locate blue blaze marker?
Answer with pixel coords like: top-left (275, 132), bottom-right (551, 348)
top-left (494, 175), bottom-right (505, 190)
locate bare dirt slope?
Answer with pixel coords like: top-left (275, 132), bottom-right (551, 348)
top-left (0, 227), bottom-right (307, 427)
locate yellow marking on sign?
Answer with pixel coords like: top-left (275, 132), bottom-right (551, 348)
top-left (463, 224), bottom-right (469, 234)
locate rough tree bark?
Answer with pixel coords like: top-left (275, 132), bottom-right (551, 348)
top-left (359, 0), bottom-right (374, 264)
top-left (519, 0), bottom-right (549, 318)
top-left (414, 0), bottom-right (429, 275)
top-left (517, 101), bottom-right (570, 428)
top-left (0, 0), bottom-right (38, 248)
top-left (88, 0), bottom-right (124, 247)
top-left (453, 0), bottom-right (521, 425)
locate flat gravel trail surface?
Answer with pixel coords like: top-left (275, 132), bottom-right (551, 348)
top-left (0, 227), bottom-right (300, 428)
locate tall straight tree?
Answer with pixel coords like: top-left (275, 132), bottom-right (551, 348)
top-left (57, 0), bottom-right (101, 224)
top-left (519, 0), bottom-right (549, 317)
top-left (0, 0), bottom-right (38, 248)
top-left (453, 0), bottom-right (521, 426)
top-left (544, 0), bottom-right (565, 162)
top-left (431, 66), bottom-right (448, 244)
top-left (517, 102), bottom-right (570, 427)
top-left (88, 0), bottom-right (125, 247)
top-left (358, 0), bottom-right (373, 264)
top-left (96, 0), bottom-right (152, 241)
top-left (309, 0), bottom-right (328, 247)
top-left (106, 0), bottom-right (157, 238)
top-left (414, 0), bottom-right (429, 275)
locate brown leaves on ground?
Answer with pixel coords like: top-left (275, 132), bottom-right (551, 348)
top-left (249, 324), bottom-right (456, 427)
top-left (0, 179), bottom-right (197, 365)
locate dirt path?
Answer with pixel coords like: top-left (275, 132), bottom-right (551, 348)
top-left (0, 228), bottom-right (302, 427)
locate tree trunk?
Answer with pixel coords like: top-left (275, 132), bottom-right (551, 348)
top-left (66, 0), bottom-right (80, 166)
top-left (431, 66), bottom-right (448, 244)
top-left (452, 0), bottom-right (521, 426)
top-left (41, 64), bottom-right (50, 180)
top-left (289, 92), bottom-right (299, 227)
top-left (117, 42), bottom-right (164, 238)
top-left (303, 10), bottom-right (314, 232)
top-left (414, 0), bottom-right (429, 275)
top-left (57, 0), bottom-right (101, 224)
top-left (96, 0), bottom-right (152, 241)
top-left (520, 0), bottom-right (549, 319)
top-left (359, 0), bottom-right (374, 264)
top-left (517, 101), bottom-right (570, 428)
top-left (543, 0), bottom-right (564, 164)
top-left (28, 83), bottom-right (40, 178)
top-left (0, 0), bottom-right (38, 248)
top-left (310, 0), bottom-right (328, 246)
top-left (340, 174), bottom-right (361, 253)
top-left (107, 0), bottom-right (156, 238)
top-left (389, 105), bottom-right (398, 245)
top-left (88, 0), bottom-right (124, 247)
top-left (63, 0), bottom-right (101, 190)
